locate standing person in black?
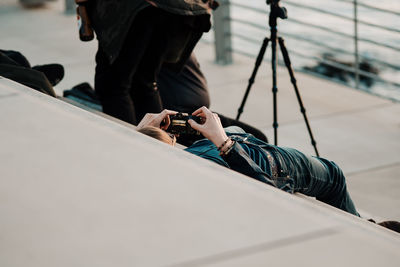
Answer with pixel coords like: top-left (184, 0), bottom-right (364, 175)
top-left (87, 0), bottom-right (218, 125)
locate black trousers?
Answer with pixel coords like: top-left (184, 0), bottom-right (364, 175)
top-left (94, 7), bottom-right (202, 125)
top-left (95, 8), bottom-right (163, 124)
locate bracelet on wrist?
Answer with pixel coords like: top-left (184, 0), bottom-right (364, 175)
top-left (220, 140), bottom-right (235, 156)
top-left (217, 137), bottom-right (231, 151)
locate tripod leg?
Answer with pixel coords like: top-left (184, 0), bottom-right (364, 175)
top-left (278, 37), bottom-right (320, 156)
top-left (236, 37), bottom-right (269, 120)
top-left (271, 32), bottom-right (278, 146)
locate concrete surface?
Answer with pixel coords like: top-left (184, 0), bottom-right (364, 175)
top-left (1, 77), bottom-right (400, 267)
top-left (1, 0), bottom-right (399, 221)
top-left (0, 0), bottom-right (399, 244)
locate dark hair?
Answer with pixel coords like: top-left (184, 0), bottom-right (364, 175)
top-left (137, 126), bottom-right (175, 145)
top-left (378, 221), bottom-right (400, 233)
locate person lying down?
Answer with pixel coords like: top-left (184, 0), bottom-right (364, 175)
top-left (137, 106), bottom-right (400, 233)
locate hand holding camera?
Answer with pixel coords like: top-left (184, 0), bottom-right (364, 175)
top-left (188, 106), bottom-right (229, 148)
top-left (137, 107), bottom-right (228, 149)
top-left (167, 112), bottom-right (202, 135)
top-left (137, 109), bottom-right (177, 130)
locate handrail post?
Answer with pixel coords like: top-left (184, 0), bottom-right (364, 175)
top-left (353, 0), bottom-right (360, 89)
top-left (213, 0), bottom-right (233, 65)
top-left (65, 0), bottom-right (75, 14)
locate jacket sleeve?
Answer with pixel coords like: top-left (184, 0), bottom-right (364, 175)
top-left (222, 142), bottom-right (293, 193)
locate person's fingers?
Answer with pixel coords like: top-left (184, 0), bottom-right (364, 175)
top-left (138, 111), bottom-right (178, 129)
top-left (154, 110), bottom-right (173, 125)
top-left (142, 114), bottom-right (152, 121)
top-left (159, 110), bottom-right (169, 120)
top-left (162, 109), bottom-right (178, 116)
top-left (192, 106), bottom-right (203, 116)
top-left (192, 110), bottom-right (205, 119)
top-left (192, 106), bottom-right (209, 117)
top-left (202, 107), bottom-right (213, 118)
top-left (188, 119), bottom-right (203, 131)
top-left (163, 110), bottom-right (177, 128)
top-left (137, 113), bottom-right (153, 129)
top-left (161, 115), bottom-right (171, 130)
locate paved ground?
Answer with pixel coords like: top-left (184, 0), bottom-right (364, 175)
top-left (1, 0), bottom-right (399, 221)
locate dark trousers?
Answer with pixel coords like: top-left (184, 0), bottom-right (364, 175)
top-left (94, 8), bottom-right (167, 125)
top-left (94, 7), bottom-right (202, 125)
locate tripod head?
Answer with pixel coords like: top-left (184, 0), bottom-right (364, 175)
top-left (266, 0), bottom-right (288, 27)
top-left (266, 0), bottom-right (280, 4)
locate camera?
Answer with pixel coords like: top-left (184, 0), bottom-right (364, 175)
top-left (167, 113), bottom-right (202, 135)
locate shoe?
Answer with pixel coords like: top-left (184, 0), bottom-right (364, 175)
top-left (32, 63), bottom-right (64, 86)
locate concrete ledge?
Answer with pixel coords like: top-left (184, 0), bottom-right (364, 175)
top-left (1, 77), bottom-right (399, 266)
top-left (0, 3), bottom-right (398, 222)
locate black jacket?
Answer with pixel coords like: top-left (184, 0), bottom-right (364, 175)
top-left (0, 50), bottom-right (56, 97)
top-left (88, 0), bottom-right (216, 64)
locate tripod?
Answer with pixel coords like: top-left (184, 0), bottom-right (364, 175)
top-left (236, 0), bottom-right (319, 156)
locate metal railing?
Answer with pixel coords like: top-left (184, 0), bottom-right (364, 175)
top-left (212, 0), bottom-right (400, 92)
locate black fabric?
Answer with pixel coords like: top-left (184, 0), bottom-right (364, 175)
top-left (147, 0), bottom-right (214, 16)
top-left (218, 114), bottom-right (268, 143)
top-left (32, 64), bottom-right (64, 86)
top-left (88, 0), bottom-right (213, 65)
top-left (158, 54), bottom-right (268, 144)
top-left (92, 4), bottom-right (215, 124)
top-left (158, 54), bottom-right (210, 113)
top-left (88, 1), bottom-right (148, 64)
top-left (0, 50), bottom-right (56, 97)
top-left (0, 64), bottom-right (56, 97)
top-left (94, 7), bottom-right (171, 124)
top-left (1, 50), bottom-right (64, 87)
top-left (0, 49), bottom-right (31, 68)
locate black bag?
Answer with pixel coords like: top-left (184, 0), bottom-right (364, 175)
top-left (63, 82), bottom-right (102, 111)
